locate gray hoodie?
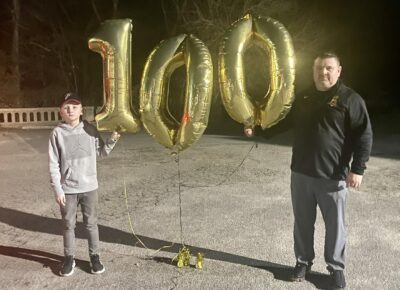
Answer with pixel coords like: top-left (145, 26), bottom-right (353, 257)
top-left (49, 120), bottom-right (117, 197)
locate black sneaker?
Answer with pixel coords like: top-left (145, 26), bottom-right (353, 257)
top-left (60, 255), bottom-right (75, 277)
top-left (291, 262), bottom-right (312, 282)
top-left (90, 254), bottom-right (105, 274)
top-left (331, 270), bottom-right (346, 289)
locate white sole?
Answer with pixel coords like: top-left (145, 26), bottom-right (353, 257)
top-left (91, 267), bottom-right (105, 274)
top-left (60, 260), bottom-right (76, 277)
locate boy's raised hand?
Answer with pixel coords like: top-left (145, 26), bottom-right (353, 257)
top-left (244, 127), bottom-right (253, 137)
top-left (111, 131), bottom-right (121, 142)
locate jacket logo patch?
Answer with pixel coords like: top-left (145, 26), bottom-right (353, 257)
top-left (328, 96), bottom-right (339, 107)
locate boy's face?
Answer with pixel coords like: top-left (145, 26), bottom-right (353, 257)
top-left (60, 103), bottom-right (83, 125)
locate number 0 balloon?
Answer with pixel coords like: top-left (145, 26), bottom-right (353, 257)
top-left (140, 34), bottom-right (213, 152)
top-left (219, 14), bottom-right (295, 129)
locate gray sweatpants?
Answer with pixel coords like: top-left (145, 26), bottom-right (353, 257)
top-left (291, 171), bottom-right (348, 271)
top-left (60, 190), bottom-right (99, 257)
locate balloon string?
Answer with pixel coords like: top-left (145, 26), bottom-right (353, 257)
top-left (122, 178), bottom-right (175, 256)
top-left (119, 136), bottom-right (175, 256)
top-left (174, 151), bottom-right (185, 246)
top-left (216, 141), bottom-right (257, 186)
top-left (118, 136), bottom-right (148, 249)
top-left (120, 136), bottom-right (255, 257)
top-left (122, 179), bottom-right (148, 249)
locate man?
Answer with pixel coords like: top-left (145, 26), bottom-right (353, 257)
top-left (245, 52), bottom-right (373, 289)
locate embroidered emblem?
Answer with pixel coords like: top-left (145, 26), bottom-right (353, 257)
top-left (328, 96), bottom-right (339, 107)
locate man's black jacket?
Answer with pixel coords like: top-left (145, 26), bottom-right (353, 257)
top-left (290, 80), bottom-right (373, 180)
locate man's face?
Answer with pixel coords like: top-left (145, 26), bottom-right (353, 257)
top-left (313, 57), bottom-right (342, 91)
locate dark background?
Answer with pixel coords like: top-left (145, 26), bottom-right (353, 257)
top-left (0, 0), bottom-right (399, 133)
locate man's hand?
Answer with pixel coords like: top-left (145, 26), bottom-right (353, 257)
top-left (56, 194), bottom-right (66, 206)
top-left (111, 131), bottom-right (121, 142)
top-left (346, 172), bottom-right (363, 189)
top-left (244, 127), bottom-right (253, 137)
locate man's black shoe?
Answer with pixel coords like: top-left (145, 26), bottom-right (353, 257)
top-left (331, 270), bottom-right (346, 289)
top-left (291, 262), bottom-right (312, 282)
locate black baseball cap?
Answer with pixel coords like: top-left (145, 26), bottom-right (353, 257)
top-left (60, 92), bottom-right (82, 107)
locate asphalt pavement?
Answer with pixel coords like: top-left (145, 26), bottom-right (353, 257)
top-left (0, 127), bottom-right (399, 289)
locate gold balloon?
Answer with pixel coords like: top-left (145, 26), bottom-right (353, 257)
top-left (218, 14), bottom-right (295, 129)
top-left (88, 19), bottom-right (141, 133)
top-left (140, 34), bottom-right (213, 151)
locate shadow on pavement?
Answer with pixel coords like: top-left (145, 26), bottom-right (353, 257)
top-left (0, 206), bottom-right (332, 288)
top-left (0, 245), bottom-right (90, 275)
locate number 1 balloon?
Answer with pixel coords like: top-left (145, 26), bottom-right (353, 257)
top-left (88, 19), bottom-right (141, 133)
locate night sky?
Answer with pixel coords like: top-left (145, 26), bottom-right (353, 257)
top-left (0, 0), bottom-right (399, 114)
top-left (317, 0), bottom-right (400, 112)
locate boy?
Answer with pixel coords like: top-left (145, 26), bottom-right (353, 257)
top-left (49, 92), bottom-right (120, 277)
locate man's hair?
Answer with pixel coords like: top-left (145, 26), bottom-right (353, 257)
top-left (315, 51), bottom-right (341, 65)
